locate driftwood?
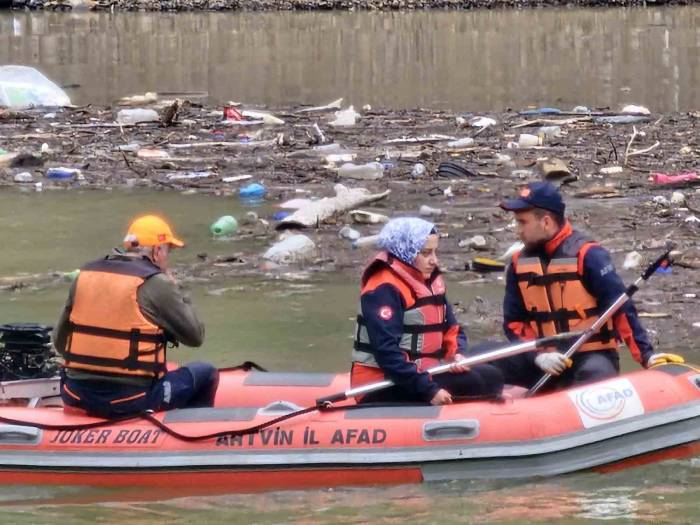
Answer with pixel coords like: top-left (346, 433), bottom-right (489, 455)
top-left (166, 140), bottom-right (276, 150)
top-left (276, 184), bottom-right (391, 230)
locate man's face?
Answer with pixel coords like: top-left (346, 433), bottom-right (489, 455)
top-left (515, 209), bottom-right (554, 249)
top-left (413, 234), bottom-right (439, 279)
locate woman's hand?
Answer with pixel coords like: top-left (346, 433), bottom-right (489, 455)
top-left (430, 388), bottom-right (453, 405)
top-left (449, 355), bottom-right (471, 374)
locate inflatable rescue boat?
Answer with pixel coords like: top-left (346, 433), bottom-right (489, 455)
top-left (0, 362), bottom-right (699, 492)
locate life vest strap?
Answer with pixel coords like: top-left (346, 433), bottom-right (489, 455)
top-left (356, 315), bottom-right (448, 334)
top-left (413, 295), bottom-right (446, 307)
top-left (60, 352), bottom-right (166, 373)
top-left (402, 322), bottom-right (450, 334)
top-left (68, 322), bottom-right (166, 345)
top-left (352, 340), bottom-right (447, 361)
top-left (528, 307), bottom-right (599, 323)
top-left (516, 272), bottom-right (580, 286)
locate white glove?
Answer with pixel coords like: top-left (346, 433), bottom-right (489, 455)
top-left (534, 352), bottom-right (572, 376)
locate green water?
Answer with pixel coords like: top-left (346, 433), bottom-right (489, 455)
top-left (0, 187), bottom-right (696, 521)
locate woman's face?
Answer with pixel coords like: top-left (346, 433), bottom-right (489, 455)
top-left (413, 234), bottom-right (439, 278)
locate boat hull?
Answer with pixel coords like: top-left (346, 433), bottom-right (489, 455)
top-left (0, 364), bottom-right (698, 492)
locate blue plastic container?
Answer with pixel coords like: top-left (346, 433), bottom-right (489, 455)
top-left (272, 210), bottom-right (292, 221)
top-left (239, 183), bottom-right (266, 199)
top-left (46, 167), bottom-right (80, 180)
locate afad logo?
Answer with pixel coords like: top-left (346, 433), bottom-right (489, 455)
top-left (575, 385), bottom-right (636, 420)
top-left (378, 306), bottom-right (394, 321)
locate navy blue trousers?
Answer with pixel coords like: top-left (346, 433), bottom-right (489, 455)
top-left (360, 363), bottom-right (504, 404)
top-left (61, 361), bottom-right (219, 418)
top-left (472, 341), bottom-right (619, 391)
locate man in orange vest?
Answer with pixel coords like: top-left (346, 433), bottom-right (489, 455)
top-left (54, 215), bottom-right (219, 418)
top-left (496, 181), bottom-right (682, 389)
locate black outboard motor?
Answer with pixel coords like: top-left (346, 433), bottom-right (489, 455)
top-left (0, 324), bottom-right (57, 381)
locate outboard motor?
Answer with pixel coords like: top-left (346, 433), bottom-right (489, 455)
top-left (0, 323), bottom-right (57, 381)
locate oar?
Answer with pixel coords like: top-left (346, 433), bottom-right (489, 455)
top-left (526, 249), bottom-right (673, 397)
top-left (316, 331), bottom-right (583, 407)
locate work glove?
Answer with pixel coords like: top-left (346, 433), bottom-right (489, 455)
top-left (534, 352), bottom-right (573, 376)
top-left (645, 353), bottom-right (685, 368)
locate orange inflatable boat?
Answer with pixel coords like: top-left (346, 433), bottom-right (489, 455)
top-left (0, 362), bottom-right (699, 493)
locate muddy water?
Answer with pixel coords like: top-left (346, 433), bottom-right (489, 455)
top-left (0, 187), bottom-right (505, 369)
top-left (1, 7), bottom-right (699, 111)
top-left (1, 6), bottom-right (700, 521)
top-left (0, 187), bottom-right (697, 522)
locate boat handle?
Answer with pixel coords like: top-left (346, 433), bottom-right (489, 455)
top-left (423, 420), bottom-right (480, 441)
top-left (689, 375), bottom-right (700, 392)
top-left (258, 400), bottom-right (304, 416)
top-left (0, 424), bottom-right (41, 445)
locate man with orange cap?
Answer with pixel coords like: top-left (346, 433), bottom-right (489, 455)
top-left (53, 215), bottom-right (218, 418)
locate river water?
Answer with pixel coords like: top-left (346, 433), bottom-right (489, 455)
top-left (1, 7), bottom-right (699, 111)
top-left (1, 6), bottom-right (700, 523)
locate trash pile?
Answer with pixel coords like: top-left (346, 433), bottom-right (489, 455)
top-left (1, 67), bottom-right (700, 335)
top-left (1, 63), bottom-right (699, 348)
top-left (10, 0), bottom-right (681, 12)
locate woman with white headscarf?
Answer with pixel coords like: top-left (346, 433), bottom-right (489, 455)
top-left (351, 217), bottom-right (504, 405)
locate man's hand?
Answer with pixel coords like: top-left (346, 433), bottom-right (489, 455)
top-left (430, 388), bottom-right (453, 405)
top-left (534, 352), bottom-right (573, 376)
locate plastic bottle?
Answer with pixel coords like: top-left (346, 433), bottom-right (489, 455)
top-left (337, 162), bottom-right (384, 181)
top-left (411, 163), bottom-right (426, 178)
top-left (272, 210), bottom-right (292, 221)
top-left (518, 134), bottom-right (542, 148)
top-left (46, 167), bottom-right (81, 180)
top-left (330, 106), bottom-right (360, 126)
top-left (538, 126), bottom-right (562, 139)
top-left (63, 269), bottom-right (80, 282)
top-left (419, 204), bottom-right (443, 217)
top-left (210, 215), bottom-right (238, 237)
top-left (239, 183), bottom-right (267, 199)
top-left (650, 172), bottom-right (698, 185)
top-left (352, 234), bottom-right (379, 249)
top-left (116, 108), bottom-right (160, 125)
top-left (446, 137), bottom-right (475, 148)
top-left (13, 172), bottom-right (33, 183)
top-left (339, 226), bottom-right (361, 241)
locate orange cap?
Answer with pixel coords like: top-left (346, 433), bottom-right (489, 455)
top-left (123, 215), bottom-right (185, 249)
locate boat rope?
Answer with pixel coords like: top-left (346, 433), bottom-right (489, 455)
top-left (218, 361), bottom-right (268, 372)
top-left (0, 391), bottom-right (504, 441)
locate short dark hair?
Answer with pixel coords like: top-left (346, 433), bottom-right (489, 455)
top-left (532, 207), bottom-right (566, 227)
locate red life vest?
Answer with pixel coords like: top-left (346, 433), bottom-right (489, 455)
top-left (60, 257), bottom-right (168, 379)
top-left (351, 252), bottom-right (453, 388)
top-left (512, 230), bottom-right (618, 353)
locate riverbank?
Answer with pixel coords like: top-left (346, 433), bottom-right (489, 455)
top-left (1, 99), bottom-right (699, 348)
top-left (9, 0), bottom-right (698, 11)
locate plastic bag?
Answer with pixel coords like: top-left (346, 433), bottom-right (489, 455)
top-left (0, 65), bottom-right (71, 109)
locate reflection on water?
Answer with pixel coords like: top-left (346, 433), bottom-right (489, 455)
top-left (1, 461), bottom-right (699, 523)
top-left (0, 8), bottom-right (699, 111)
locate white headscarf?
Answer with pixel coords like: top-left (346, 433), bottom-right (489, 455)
top-left (377, 217), bottom-right (436, 265)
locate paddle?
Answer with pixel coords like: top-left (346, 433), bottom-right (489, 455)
top-left (526, 249), bottom-right (673, 397)
top-left (315, 331), bottom-right (583, 407)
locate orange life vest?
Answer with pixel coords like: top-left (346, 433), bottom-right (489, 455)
top-left (60, 257), bottom-right (168, 378)
top-left (512, 230), bottom-right (618, 353)
top-left (351, 252), bottom-right (452, 388)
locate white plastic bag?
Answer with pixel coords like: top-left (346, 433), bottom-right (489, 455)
top-left (0, 65), bottom-right (71, 109)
